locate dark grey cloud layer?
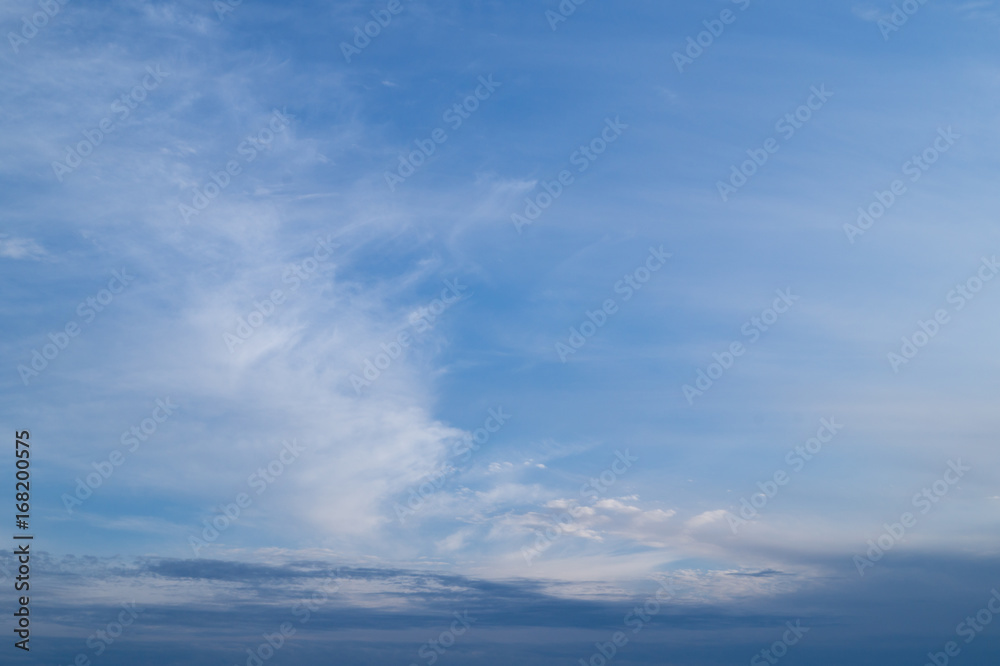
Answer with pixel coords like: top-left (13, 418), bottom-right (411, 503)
top-left (4, 551), bottom-right (997, 665)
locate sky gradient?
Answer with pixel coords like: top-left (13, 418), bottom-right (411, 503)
top-left (2, 0), bottom-right (999, 664)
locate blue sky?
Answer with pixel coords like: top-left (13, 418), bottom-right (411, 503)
top-left (2, 0), bottom-right (1000, 664)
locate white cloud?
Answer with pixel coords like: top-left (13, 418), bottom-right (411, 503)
top-left (686, 509), bottom-right (729, 529)
top-left (0, 235), bottom-right (45, 259)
